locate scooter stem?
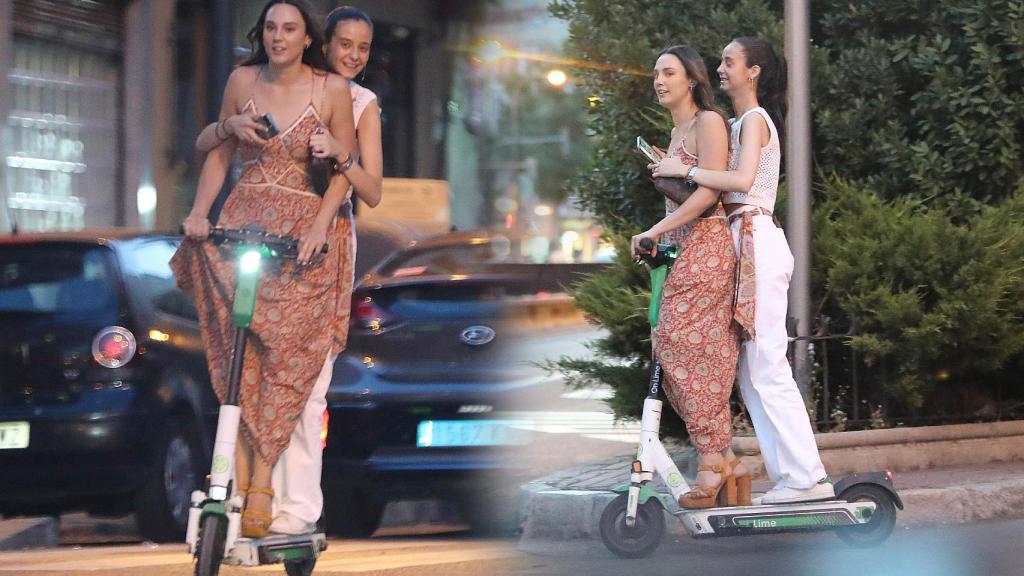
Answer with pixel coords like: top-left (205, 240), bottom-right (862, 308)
top-left (226, 327), bottom-right (248, 407)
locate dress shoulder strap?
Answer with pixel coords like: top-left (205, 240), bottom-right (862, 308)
top-left (249, 66), bottom-right (263, 107)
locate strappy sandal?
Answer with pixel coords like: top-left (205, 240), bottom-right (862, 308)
top-left (241, 486), bottom-right (274, 538)
top-left (678, 463), bottom-right (736, 509)
top-left (731, 458), bottom-right (752, 506)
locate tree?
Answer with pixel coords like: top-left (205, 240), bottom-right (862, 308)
top-left (810, 0), bottom-right (1024, 215)
top-left (550, 0), bottom-right (1024, 428)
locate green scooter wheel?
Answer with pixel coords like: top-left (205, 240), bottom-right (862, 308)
top-left (194, 514), bottom-right (227, 576)
top-left (599, 493), bottom-right (666, 558)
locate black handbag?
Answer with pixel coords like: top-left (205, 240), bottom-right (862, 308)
top-left (653, 176), bottom-right (696, 205)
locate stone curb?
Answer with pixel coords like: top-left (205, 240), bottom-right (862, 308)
top-left (517, 474), bottom-right (1024, 543)
top-left (0, 517), bottom-right (58, 551)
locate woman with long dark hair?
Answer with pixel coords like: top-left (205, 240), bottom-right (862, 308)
top-left (171, 0), bottom-right (356, 537)
top-left (630, 46), bottom-right (745, 509)
top-left (656, 36), bottom-right (833, 505)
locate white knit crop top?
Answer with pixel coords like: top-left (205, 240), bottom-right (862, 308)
top-left (723, 107), bottom-right (780, 211)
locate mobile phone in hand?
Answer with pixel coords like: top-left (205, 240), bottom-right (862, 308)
top-left (636, 136), bottom-right (661, 164)
top-left (256, 113), bottom-right (279, 139)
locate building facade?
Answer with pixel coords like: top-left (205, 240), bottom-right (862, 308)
top-left (1, 0), bottom-right (472, 234)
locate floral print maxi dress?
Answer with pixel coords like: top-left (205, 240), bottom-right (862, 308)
top-left (170, 73), bottom-right (354, 467)
top-left (652, 146), bottom-right (740, 455)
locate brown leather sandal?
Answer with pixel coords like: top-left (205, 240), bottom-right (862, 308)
top-left (241, 486), bottom-right (274, 538)
top-left (678, 463), bottom-right (736, 509)
top-left (731, 459), bottom-right (752, 506)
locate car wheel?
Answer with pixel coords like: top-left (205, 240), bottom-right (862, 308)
top-left (323, 483), bottom-right (386, 538)
top-left (135, 418), bottom-right (202, 542)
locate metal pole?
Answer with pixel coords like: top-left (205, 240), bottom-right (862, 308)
top-left (785, 0), bottom-right (812, 399)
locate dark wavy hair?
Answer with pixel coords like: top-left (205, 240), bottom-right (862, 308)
top-left (733, 36), bottom-right (787, 143)
top-left (658, 45), bottom-right (728, 123)
top-left (240, 0), bottom-right (327, 71)
top-left (324, 5), bottom-right (374, 40)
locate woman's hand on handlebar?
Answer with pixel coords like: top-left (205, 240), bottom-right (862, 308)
top-left (631, 230), bottom-right (659, 259)
top-left (183, 214), bottom-right (211, 239)
top-left (297, 225), bottom-right (328, 265)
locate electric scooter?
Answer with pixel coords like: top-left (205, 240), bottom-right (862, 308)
top-left (186, 226), bottom-right (329, 576)
top-left (598, 238), bottom-right (903, 558)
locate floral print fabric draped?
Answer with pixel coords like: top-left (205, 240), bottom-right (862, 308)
top-left (653, 147), bottom-right (740, 455)
top-left (170, 81), bottom-right (354, 466)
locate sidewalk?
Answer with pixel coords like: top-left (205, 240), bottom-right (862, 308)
top-left (518, 438), bottom-right (1024, 543)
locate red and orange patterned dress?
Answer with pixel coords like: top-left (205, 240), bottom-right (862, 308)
top-left (652, 145), bottom-right (739, 455)
top-left (170, 71), bottom-right (354, 467)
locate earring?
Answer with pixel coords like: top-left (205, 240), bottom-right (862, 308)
top-left (689, 82), bottom-right (696, 90)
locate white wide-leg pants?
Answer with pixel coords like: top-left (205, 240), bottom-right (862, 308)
top-left (730, 213), bottom-right (826, 490)
top-left (268, 353), bottom-right (337, 534)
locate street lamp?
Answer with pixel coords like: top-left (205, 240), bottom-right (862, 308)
top-left (546, 69), bottom-right (567, 87)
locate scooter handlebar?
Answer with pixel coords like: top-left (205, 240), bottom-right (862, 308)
top-left (636, 237), bottom-right (676, 269)
top-left (207, 227), bottom-right (328, 258)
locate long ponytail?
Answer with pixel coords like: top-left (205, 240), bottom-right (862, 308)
top-left (734, 36), bottom-right (786, 144)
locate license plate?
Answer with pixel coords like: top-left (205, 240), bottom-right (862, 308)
top-left (416, 420), bottom-right (526, 448)
top-left (0, 421), bottom-right (29, 449)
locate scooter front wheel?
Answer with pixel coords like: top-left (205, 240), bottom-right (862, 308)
top-left (194, 514), bottom-right (227, 576)
top-left (599, 493), bottom-right (665, 558)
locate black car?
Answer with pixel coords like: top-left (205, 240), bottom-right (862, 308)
top-left (321, 229), bottom-right (540, 536)
top-left (0, 228), bottom-right (545, 540)
top-left (0, 230), bottom-right (214, 542)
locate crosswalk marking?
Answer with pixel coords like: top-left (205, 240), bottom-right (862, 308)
top-left (559, 387), bottom-right (614, 400)
top-left (496, 410), bottom-right (641, 443)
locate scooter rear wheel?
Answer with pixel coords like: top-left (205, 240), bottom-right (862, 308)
top-left (835, 484), bottom-right (897, 547)
top-left (599, 493), bottom-right (665, 558)
top-left (194, 514), bottom-right (227, 576)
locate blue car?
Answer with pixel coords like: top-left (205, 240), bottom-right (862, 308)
top-left (321, 229), bottom-right (538, 536)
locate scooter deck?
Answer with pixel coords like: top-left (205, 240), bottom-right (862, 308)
top-left (676, 500), bottom-right (876, 537)
top-left (225, 532), bottom-right (328, 566)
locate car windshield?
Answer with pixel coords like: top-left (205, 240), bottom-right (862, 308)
top-left (377, 237), bottom-right (515, 278)
top-left (0, 244), bottom-right (117, 314)
top-left (120, 237), bottom-right (197, 320)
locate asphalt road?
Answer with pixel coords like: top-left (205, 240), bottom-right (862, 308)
top-left (0, 535), bottom-right (525, 575)
top-left (513, 517), bottom-right (1024, 576)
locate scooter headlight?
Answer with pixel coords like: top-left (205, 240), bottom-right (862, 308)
top-left (239, 249), bottom-right (262, 274)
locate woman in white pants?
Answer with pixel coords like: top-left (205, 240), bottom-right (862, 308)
top-left (195, 6), bottom-right (383, 533)
top-left (653, 36), bottom-right (832, 504)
